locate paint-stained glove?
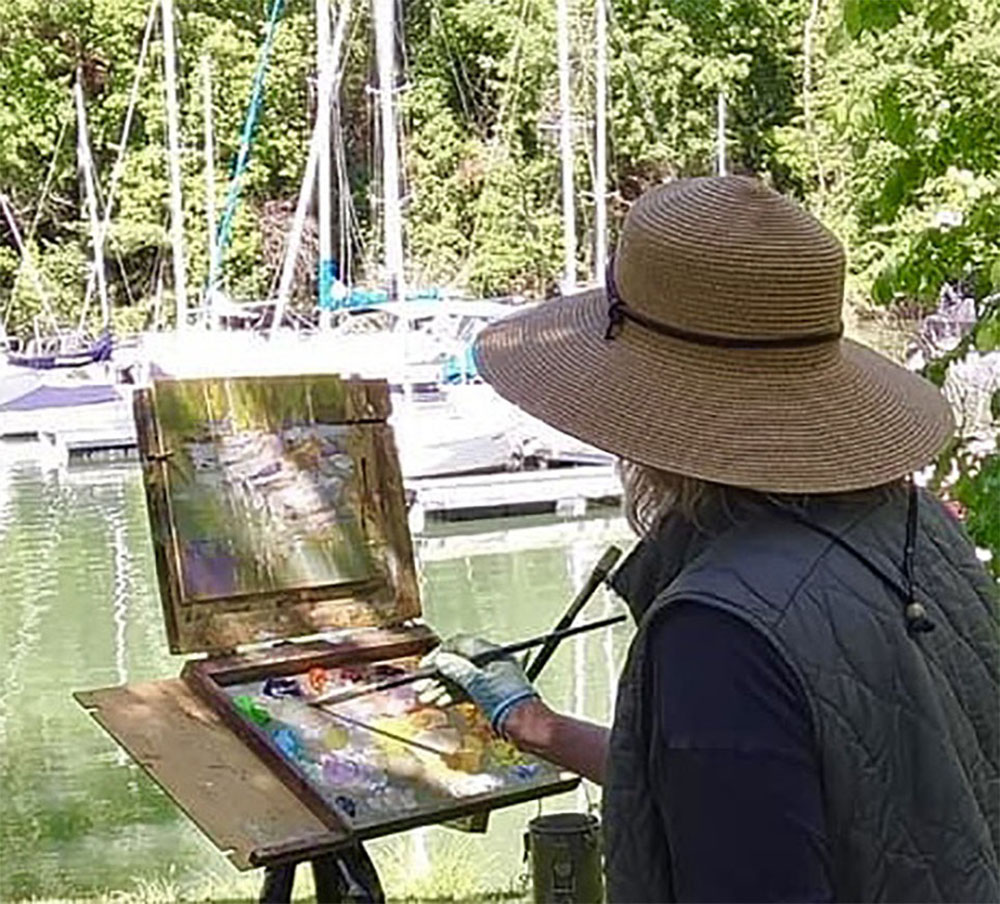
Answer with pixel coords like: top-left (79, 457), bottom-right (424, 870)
top-left (418, 634), bottom-right (538, 734)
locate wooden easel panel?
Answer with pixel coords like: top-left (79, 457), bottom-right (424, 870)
top-left (150, 376), bottom-right (392, 423)
top-left (75, 680), bottom-right (348, 870)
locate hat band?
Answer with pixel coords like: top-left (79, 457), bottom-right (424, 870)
top-left (604, 260), bottom-right (844, 349)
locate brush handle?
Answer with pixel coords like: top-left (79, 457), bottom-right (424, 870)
top-left (525, 545), bottom-right (622, 681)
top-left (311, 614), bottom-right (627, 706)
top-left (469, 613), bottom-right (626, 666)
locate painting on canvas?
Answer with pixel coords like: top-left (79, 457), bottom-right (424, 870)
top-left (153, 378), bottom-right (376, 602)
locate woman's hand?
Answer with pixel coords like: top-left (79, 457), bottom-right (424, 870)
top-left (418, 635), bottom-right (611, 784)
top-left (418, 635), bottom-right (539, 734)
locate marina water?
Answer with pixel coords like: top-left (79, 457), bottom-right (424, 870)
top-left (0, 452), bottom-right (633, 902)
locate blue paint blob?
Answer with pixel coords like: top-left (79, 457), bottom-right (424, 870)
top-left (272, 727), bottom-right (304, 759)
top-left (335, 795), bottom-right (357, 817)
top-left (262, 676), bottom-right (303, 698)
top-left (512, 763), bottom-right (541, 780)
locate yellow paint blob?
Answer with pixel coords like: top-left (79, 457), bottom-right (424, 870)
top-left (323, 726), bottom-right (349, 749)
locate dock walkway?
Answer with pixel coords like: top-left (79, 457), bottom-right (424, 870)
top-left (405, 466), bottom-right (620, 532)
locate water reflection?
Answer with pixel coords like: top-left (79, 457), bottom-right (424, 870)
top-left (0, 456), bottom-right (634, 901)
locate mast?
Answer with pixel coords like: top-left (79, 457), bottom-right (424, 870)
top-left (316, 0), bottom-right (334, 320)
top-left (271, 0), bottom-right (352, 337)
top-left (330, 0), bottom-right (353, 295)
top-left (202, 56), bottom-right (218, 326)
top-left (271, 119), bottom-right (323, 336)
top-left (374, 0), bottom-right (404, 301)
top-left (716, 92), bottom-right (727, 176)
top-left (161, 0), bottom-right (189, 329)
top-left (557, 0), bottom-right (576, 293)
top-left (594, 0), bottom-right (608, 286)
top-left (74, 76), bottom-right (110, 331)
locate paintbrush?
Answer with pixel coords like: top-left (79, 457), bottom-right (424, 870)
top-left (308, 613), bottom-right (627, 708)
top-left (525, 545), bottom-right (622, 681)
top-left (321, 709), bottom-right (453, 758)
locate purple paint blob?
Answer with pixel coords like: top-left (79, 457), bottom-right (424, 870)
top-left (322, 754), bottom-right (362, 785)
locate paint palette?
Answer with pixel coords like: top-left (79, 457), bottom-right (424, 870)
top-left (223, 661), bottom-right (566, 830)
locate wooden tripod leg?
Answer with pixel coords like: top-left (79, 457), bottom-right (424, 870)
top-left (311, 845), bottom-right (385, 903)
top-left (260, 863), bottom-right (297, 903)
top-left (312, 853), bottom-right (347, 902)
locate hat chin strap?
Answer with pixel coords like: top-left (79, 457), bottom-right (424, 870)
top-left (604, 258), bottom-right (844, 349)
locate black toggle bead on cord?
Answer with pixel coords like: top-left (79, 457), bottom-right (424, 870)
top-left (903, 481), bottom-right (935, 635)
top-left (905, 602), bottom-right (935, 634)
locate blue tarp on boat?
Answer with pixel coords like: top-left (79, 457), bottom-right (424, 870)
top-left (5, 331), bottom-right (113, 370)
top-left (0, 384), bottom-right (120, 413)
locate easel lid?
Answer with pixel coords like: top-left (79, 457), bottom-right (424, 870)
top-left (134, 375), bottom-right (421, 655)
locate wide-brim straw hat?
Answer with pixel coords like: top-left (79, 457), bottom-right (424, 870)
top-left (474, 176), bottom-right (954, 493)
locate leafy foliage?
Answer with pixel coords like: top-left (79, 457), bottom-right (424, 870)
top-left (2, 0), bottom-right (998, 329)
top-left (1, 2), bottom-right (997, 560)
top-left (1, 0), bottom-right (818, 328)
top-left (952, 446), bottom-right (1000, 577)
top-left (808, 0), bottom-right (1000, 309)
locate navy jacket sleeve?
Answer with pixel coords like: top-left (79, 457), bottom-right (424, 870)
top-left (648, 602), bottom-right (833, 903)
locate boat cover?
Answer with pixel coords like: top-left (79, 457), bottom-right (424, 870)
top-left (0, 384), bottom-right (120, 413)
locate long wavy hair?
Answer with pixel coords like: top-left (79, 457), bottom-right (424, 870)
top-left (618, 459), bottom-right (900, 536)
top-left (618, 460), bottom-right (726, 535)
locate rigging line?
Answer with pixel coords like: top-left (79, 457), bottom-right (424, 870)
top-left (211, 0), bottom-right (287, 286)
top-left (82, 170), bottom-right (136, 330)
top-left (394, 0), bottom-right (409, 77)
top-left (336, 5), bottom-right (365, 282)
top-left (368, 23), bottom-right (386, 280)
top-left (343, 145), bottom-right (371, 280)
top-left (5, 117), bottom-right (68, 330)
top-left (334, 103), bottom-right (355, 282)
top-left (81, 0), bottom-right (157, 314)
top-left (498, 0), bottom-right (534, 137)
top-left (430, 3), bottom-right (472, 123)
top-left (329, 0), bottom-right (357, 286)
top-left (26, 116), bottom-right (70, 247)
top-left (269, 0), bottom-right (358, 308)
top-left (1, 194), bottom-right (58, 328)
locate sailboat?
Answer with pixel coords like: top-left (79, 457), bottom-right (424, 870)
top-left (4, 332), bottom-right (113, 371)
top-left (2, 76), bottom-right (114, 371)
top-left (0, 11), bottom-right (169, 454)
top-left (52, 0), bottom-right (608, 483)
top-left (0, 79), bottom-right (122, 448)
top-left (1, 0), bottom-right (172, 378)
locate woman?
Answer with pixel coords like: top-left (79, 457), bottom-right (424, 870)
top-left (422, 177), bottom-right (999, 903)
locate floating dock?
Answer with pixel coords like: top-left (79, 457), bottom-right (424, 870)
top-left (405, 466), bottom-right (621, 533)
top-left (0, 374), bottom-right (622, 526)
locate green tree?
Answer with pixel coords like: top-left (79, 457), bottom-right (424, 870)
top-left (803, 0), bottom-right (1000, 308)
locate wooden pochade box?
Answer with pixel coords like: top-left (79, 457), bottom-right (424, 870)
top-left (75, 375), bottom-right (578, 871)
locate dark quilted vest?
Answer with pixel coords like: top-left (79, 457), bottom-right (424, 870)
top-left (603, 488), bottom-right (1000, 903)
